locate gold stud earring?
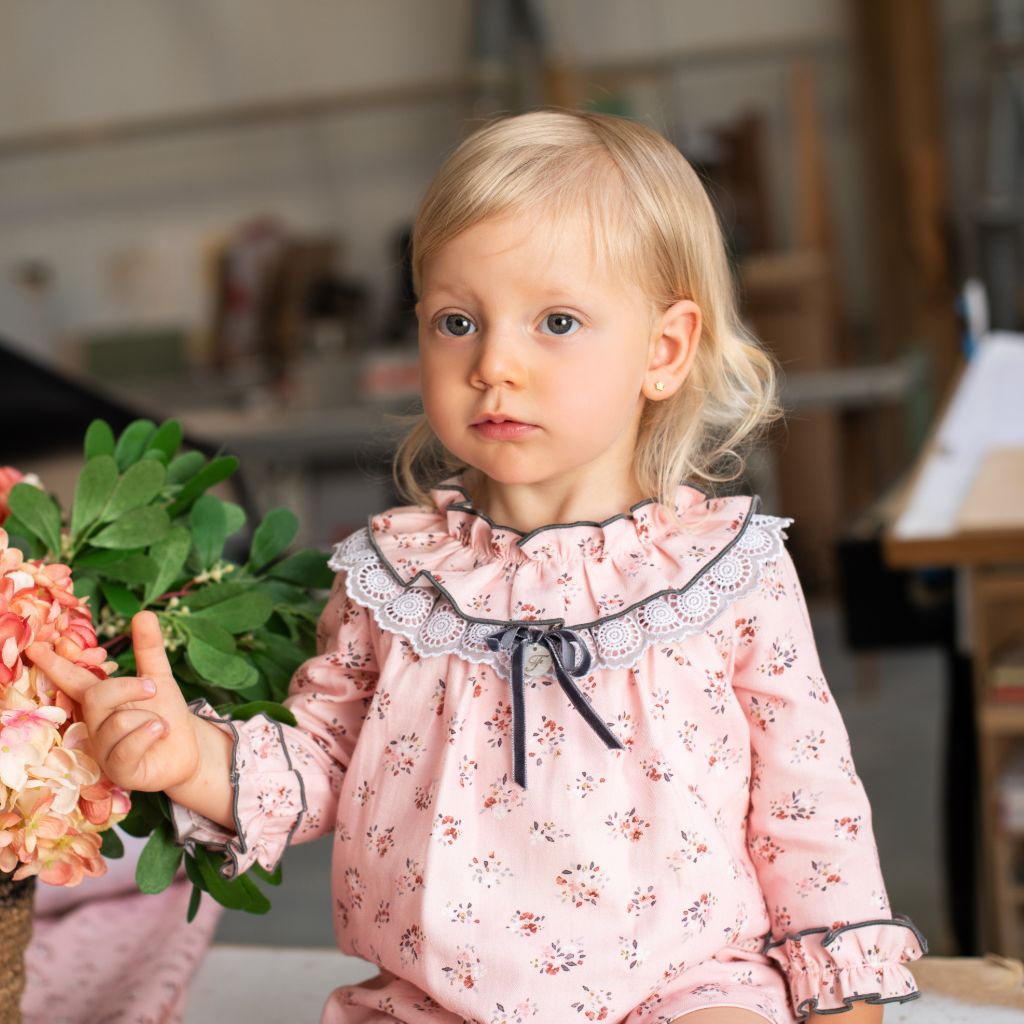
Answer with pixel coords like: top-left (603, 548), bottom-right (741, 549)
top-left (654, 381), bottom-right (665, 392)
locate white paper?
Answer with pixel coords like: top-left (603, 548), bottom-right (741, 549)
top-left (892, 333), bottom-right (1024, 539)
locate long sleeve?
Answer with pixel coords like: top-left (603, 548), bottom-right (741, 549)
top-left (729, 542), bottom-right (927, 1020)
top-left (169, 568), bottom-right (379, 879)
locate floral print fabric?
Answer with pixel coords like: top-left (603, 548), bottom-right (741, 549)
top-left (170, 474), bottom-right (927, 1023)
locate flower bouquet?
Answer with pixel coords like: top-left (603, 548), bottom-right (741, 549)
top-left (0, 418), bottom-right (332, 934)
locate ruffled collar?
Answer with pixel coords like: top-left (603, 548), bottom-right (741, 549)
top-left (428, 475), bottom-right (729, 567)
top-left (351, 472), bottom-right (770, 632)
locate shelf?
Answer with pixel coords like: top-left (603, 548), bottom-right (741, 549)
top-left (980, 702), bottom-right (1024, 734)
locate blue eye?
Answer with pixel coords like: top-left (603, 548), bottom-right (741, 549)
top-left (540, 313), bottom-right (581, 337)
top-left (435, 313), bottom-right (476, 337)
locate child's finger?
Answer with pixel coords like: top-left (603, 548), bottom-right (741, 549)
top-left (93, 706), bottom-right (162, 761)
top-left (131, 611), bottom-right (174, 684)
top-left (80, 675), bottom-right (157, 721)
top-left (24, 642), bottom-right (100, 703)
top-left (102, 713), bottom-right (166, 779)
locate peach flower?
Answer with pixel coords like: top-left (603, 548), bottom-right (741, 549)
top-left (0, 521), bottom-right (127, 886)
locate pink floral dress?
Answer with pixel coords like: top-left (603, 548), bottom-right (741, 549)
top-left (170, 473), bottom-right (928, 1024)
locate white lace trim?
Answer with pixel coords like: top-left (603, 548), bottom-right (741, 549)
top-left (328, 513), bottom-right (792, 675)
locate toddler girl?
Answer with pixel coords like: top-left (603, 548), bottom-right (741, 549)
top-left (33, 109), bottom-right (928, 1024)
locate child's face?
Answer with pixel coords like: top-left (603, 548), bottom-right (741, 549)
top-left (415, 208), bottom-right (697, 493)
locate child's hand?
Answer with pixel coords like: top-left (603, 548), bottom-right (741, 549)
top-left (26, 611), bottom-right (201, 794)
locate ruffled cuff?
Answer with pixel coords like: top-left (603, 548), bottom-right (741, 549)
top-left (762, 914), bottom-right (928, 1021)
top-left (167, 698), bottom-right (306, 881)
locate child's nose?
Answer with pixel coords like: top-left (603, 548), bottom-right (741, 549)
top-left (472, 327), bottom-right (526, 389)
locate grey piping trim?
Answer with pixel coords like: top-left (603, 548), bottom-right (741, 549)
top-left (174, 698), bottom-right (308, 881)
top-left (759, 914), bottom-right (929, 1021)
top-left (275, 715), bottom-right (308, 852)
top-left (793, 990), bottom-right (921, 1021)
top-left (359, 491), bottom-right (764, 632)
top-left (760, 913), bottom-right (930, 954)
top-left (428, 476), bottom-right (714, 544)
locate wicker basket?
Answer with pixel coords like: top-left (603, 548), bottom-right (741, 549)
top-left (0, 871), bottom-right (35, 1024)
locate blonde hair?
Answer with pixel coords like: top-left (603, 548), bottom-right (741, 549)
top-left (391, 107), bottom-right (784, 516)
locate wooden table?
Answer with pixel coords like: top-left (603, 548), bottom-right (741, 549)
top-left (882, 333), bottom-right (1024, 959)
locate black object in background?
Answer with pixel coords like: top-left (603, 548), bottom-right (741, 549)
top-left (0, 337), bottom-right (257, 524)
top-left (837, 528), bottom-right (976, 957)
top-left (382, 224), bottom-right (416, 345)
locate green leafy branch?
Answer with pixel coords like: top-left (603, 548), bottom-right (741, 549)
top-left (5, 418), bottom-right (334, 919)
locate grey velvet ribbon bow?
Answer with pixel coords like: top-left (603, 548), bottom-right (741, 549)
top-left (485, 624), bottom-right (625, 789)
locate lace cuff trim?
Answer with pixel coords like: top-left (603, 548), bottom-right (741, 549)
top-left (328, 512), bottom-right (792, 675)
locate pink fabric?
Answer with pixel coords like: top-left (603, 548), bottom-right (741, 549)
top-left (22, 875), bottom-right (223, 1023)
top-left (170, 473), bottom-right (927, 1023)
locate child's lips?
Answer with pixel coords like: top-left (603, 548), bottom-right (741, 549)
top-left (471, 419), bottom-right (537, 440)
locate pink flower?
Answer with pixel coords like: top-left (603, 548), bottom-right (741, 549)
top-left (0, 467), bottom-right (23, 526)
top-left (79, 777), bottom-right (132, 828)
top-left (1, 704), bottom-right (66, 746)
top-left (0, 610), bottom-right (32, 687)
top-left (5, 790), bottom-right (68, 860)
top-left (13, 822), bottom-right (106, 886)
top-left (25, 744), bottom-right (99, 816)
top-left (0, 519), bottom-right (127, 886)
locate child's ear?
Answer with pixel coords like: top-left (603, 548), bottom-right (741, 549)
top-left (642, 298), bottom-right (701, 401)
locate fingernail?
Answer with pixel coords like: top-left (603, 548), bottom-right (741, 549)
top-left (142, 678), bottom-right (156, 694)
top-left (149, 720), bottom-right (164, 734)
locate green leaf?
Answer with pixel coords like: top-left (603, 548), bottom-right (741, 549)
top-left (166, 450), bottom-right (205, 486)
top-left (7, 483), bottom-right (61, 554)
top-left (182, 581), bottom-right (247, 611)
top-left (266, 548), bottom-right (333, 589)
top-left (255, 630), bottom-right (307, 670)
top-left (191, 590), bottom-right (273, 634)
top-left (183, 617), bottom-right (235, 653)
top-left (238, 873), bottom-right (271, 914)
top-left (102, 460), bottom-right (166, 521)
top-left (144, 526), bottom-right (192, 605)
top-left (155, 791), bottom-right (172, 822)
top-left (223, 502), bottom-right (246, 537)
top-left (84, 419), bottom-right (116, 459)
top-left (70, 455), bottom-right (118, 539)
top-left (2, 514), bottom-right (45, 559)
top-left (186, 635), bottom-right (258, 689)
top-left (75, 548), bottom-right (135, 567)
top-left (186, 883), bottom-right (203, 923)
top-left (250, 861), bottom-right (283, 886)
top-left (147, 420), bottom-right (183, 462)
top-left (73, 574), bottom-right (100, 616)
top-left (190, 494), bottom-right (228, 570)
top-left (99, 827), bottom-right (125, 859)
top-left (193, 846), bottom-right (259, 911)
top-left (100, 580), bottom-right (142, 618)
top-left (90, 507), bottom-right (170, 549)
top-left (115, 649), bottom-right (137, 675)
top-left (230, 701), bottom-right (297, 727)
top-left (251, 650), bottom-right (291, 698)
top-left (117, 792), bottom-right (163, 837)
top-left (89, 554), bottom-right (158, 586)
top-left (166, 456), bottom-right (240, 518)
top-left (136, 819), bottom-right (183, 894)
top-left (233, 674), bottom-right (271, 701)
top-left (114, 419), bottom-right (157, 471)
top-left (249, 508), bottom-right (298, 570)
top-left (184, 851), bottom-right (204, 888)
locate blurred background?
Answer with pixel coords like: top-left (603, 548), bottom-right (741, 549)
top-left (4, 0), bottom-right (1024, 995)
